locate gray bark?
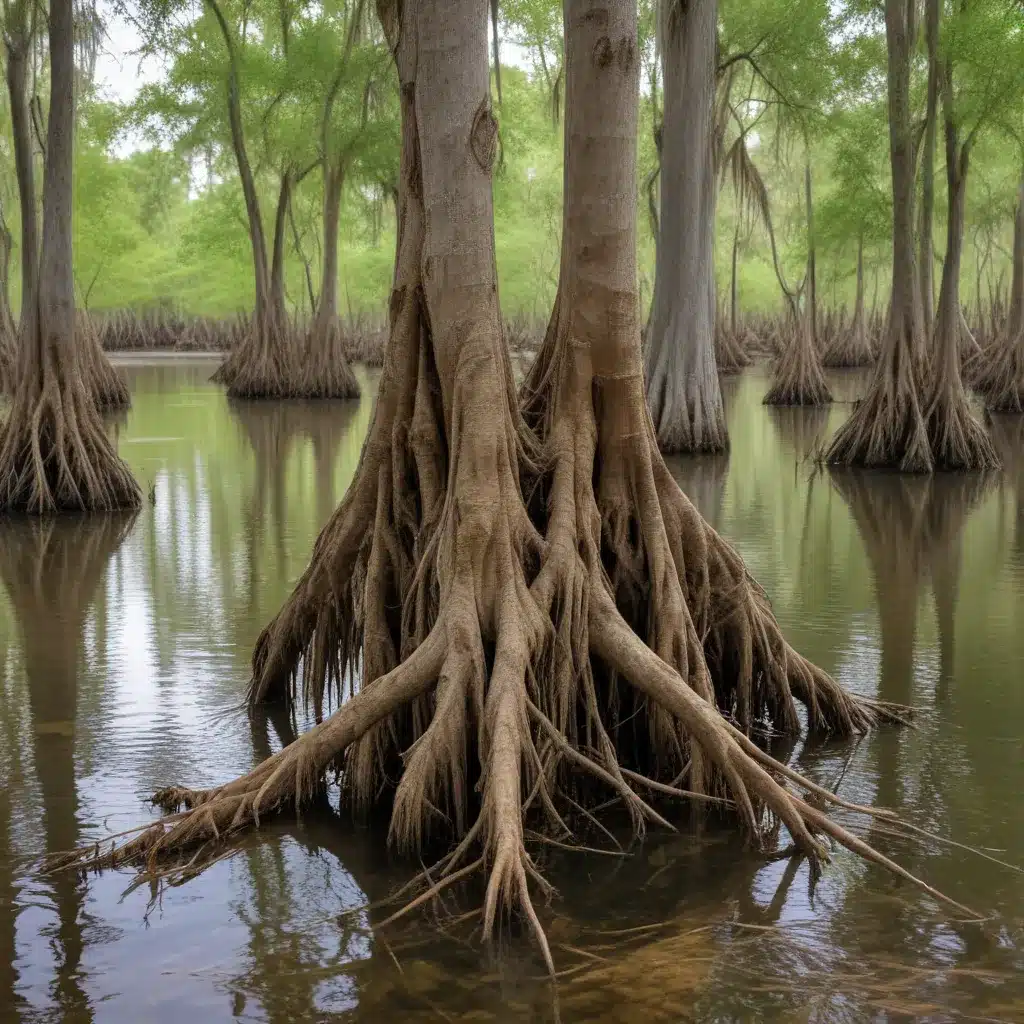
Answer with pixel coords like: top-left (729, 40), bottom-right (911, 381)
top-left (4, 6), bottom-right (38, 332)
top-left (644, 0), bottom-right (726, 453)
top-left (919, 0), bottom-right (940, 340)
top-left (205, 0), bottom-right (273, 330)
top-left (1011, 172), bottom-right (1024, 336)
top-left (884, 0), bottom-right (923, 361)
top-left (34, 0), bottom-right (76, 379)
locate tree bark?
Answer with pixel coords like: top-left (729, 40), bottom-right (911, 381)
top-left (1011, 171), bottom-right (1024, 336)
top-left (206, 0), bottom-right (272, 332)
top-left (825, 0), bottom-right (933, 470)
top-left (917, 12), bottom-right (997, 469)
top-left (4, 10), bottom-right (38, 334)
top-left (730, 221), bottom-right (739, 333)
top-left (315, 163), bottom-right (344, 328)
top-left (643, 0), bottom-right (727, 453)
top-left (804, 157), bottom-right (817, 349)
top-left (919, 0), bottom-right (940, 341)
top-left (270, 169), bottom-right (292, 326)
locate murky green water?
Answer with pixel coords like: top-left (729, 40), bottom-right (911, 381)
top-left (1, 359), bottom-right (1023, 1023)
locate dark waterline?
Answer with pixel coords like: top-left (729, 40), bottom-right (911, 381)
top-left (0, 360), bottom-right (1022, 1022)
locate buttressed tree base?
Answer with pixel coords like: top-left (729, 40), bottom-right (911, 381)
top-left (60, 0), bottom-right (974, 964)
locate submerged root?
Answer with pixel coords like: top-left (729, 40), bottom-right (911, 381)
top-left (0, 362), bottom-right (142, 513)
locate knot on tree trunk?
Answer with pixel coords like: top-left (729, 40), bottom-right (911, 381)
top-left (594, 35), bottom-right (614, 68)
top-left (471, 99), bottom-right (499, 174)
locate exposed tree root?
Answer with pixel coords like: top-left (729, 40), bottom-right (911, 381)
top-left (0, 355), bottom-right (142, 512)
top-left (763, 317), bottom-right (833, 406)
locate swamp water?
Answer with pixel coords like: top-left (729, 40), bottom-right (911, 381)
top-left (0, 358), bottom-right (1022, 1022)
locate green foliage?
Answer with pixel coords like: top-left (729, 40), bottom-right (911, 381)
top-left (2, 0), bottom-right (1022, 320)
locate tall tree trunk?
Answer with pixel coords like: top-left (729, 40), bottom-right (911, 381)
top-left (0, 0), bottom-right (140, 511)
top-left (299, 155), bottom-right (360, 399)
top-left (314, 162), bottom-right (344, 329)
top-left (919, 0), bottom-right (940, 341)
top-left (644, 0), bottom-right (727, 453)
top-left (1011, 171), bottom-right (1024, 336)
top-left (730, 220), bottom-right (739, 333)
top-left (919, 19), bottom-right (997, 468)
top-left (804, 157), bottom-right (817, 349)
top-left (4, 17), bottom-right (38, 333)
top-left (824, 232), bottom-right (873, 367)
top-left (825, 0), bottom-right (932, 470)
top-left (205, 0), bottom-right (272, 332)
top-left (270, 170), bottom-right (292, 327)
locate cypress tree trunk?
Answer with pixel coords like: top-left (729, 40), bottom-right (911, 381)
top-left (297, 75), bottom-right (360, 400)
top-left (0, 0), bottom-right (140, 511)
top-left (269, 170), bottom-right (292, 329)
top-left (919, 0), bottom-right (940, 341)
top-left (207, 0), bottom-right (297, 398)
top-left (3, 11), bottom-right (37, 331)
top-left (918, 36), bottom-right (997, 468)
top-left (805, 158), bottom-right (817, 350)
top-left (1011, 172), bottom-right (1024, 336)
top-left (824, 233), bottom-right (874, 367)
top-left (826, 0), bottom-right (932, 470)
top-left (644, 0), bottom-right (727, 453)
top-left (764, 152), bottom-right (831, 404)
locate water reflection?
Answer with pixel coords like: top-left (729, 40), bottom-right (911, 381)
top-left (0, 363), bottom-right (1021, 1021)
top-left (0, 515), bottom-right (137, 1023)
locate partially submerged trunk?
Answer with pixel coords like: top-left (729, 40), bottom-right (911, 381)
top-left (826, 0), bottom-right (932, 471)
top-left (207, 0), bottom-right (298, 399)
top-left (763, 306), bottom-right (832, 405)
top-left (0, 0), bottom-right (140, 512)
top-left (299, 148), bottom-right (360, 399)
top-left (2, 0), bottom-right (128, 410)
top-left (715, 222), bottom-right (751, 373)
top-left (59, 0), bottom-right (971, 961)
top-left (644, 0), bottom-right (727, 453)
top-left (918, 42), bottom-right (997, 469)
top-left (764, 162), bottom-right (831, 405)
top-left (824, 234), bottom-right (875, 367)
